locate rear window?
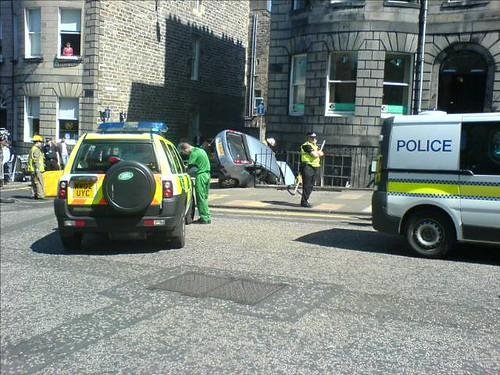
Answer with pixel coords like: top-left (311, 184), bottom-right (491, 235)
top-left (72, 141), bottom-right (159, 173)
top-left (226, 133), bottom-right (250, 162)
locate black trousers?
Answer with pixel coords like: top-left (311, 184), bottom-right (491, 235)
top-left (300, 164), bottom-right (318, 203)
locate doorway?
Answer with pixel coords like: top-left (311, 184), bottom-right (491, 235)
top-left (438, 50), bottom-right (487, 113)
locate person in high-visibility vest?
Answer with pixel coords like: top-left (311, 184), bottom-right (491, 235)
top-left (28, 134), bottom-right (46, 199)
top-left (299, 132), bottom-right (324, 207)
top-left (179, 142), bottom-right (212, 224)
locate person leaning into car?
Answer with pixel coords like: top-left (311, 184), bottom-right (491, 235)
top-left (300, 132), bottom-right (324, 208)
top-left (179, 142), bottom-right (212, 224)
top-left (28, 135), bottom-right (46, 199)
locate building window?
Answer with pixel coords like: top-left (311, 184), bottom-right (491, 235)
top-left (323, 154), bottom-right (352, 187)
top-left (384, 0), bottom-right (419, 6)
top-left (24, 97), bottom-right (40, 142)
top-left (59, 9), bottom-right (81, 58)
top-left (194, 0), bottom-right (202, 11)
top-left (25, 8), bottom-right (41, 57)
top-left (289, 54), bottom-right (307, 115)
top-left (190, 39), bottom-right (200, 81)
top-left (326, 52), bottom-right (357, 115)
top-left (58, 98), bottom-right (79, 144)
top-left (292, 0), bottom-right (306, 10)
top-left (382, 54), bottom-right (412, 115)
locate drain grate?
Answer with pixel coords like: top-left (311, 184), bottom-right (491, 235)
top-left (149, 272), bottom-right (287, 305)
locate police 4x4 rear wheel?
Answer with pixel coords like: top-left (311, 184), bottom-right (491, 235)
top-left (406, 211), bottom-right (456, 258)
top-left (60, 232), bottom-right (83, 251)
top-left (169, 215), bottom-right (186, 249)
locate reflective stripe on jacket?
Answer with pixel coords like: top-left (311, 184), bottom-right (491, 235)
top-left (300, 141), bottom-right (320, 168)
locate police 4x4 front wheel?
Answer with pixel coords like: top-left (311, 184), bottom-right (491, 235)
top-left (406, 210), bottom-right (456, 259)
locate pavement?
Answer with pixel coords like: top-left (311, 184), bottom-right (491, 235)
top-left (209, 185), bottom-right (372, 216)
top-left (0, 181), bottom-right (373, 216)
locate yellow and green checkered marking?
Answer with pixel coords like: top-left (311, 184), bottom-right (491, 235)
top-left (388, 179), bottom-right (500, 200)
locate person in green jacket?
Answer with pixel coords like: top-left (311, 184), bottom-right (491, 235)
top-left (28, 134), bottom-right (46, 199)
top-left (180, 142), bottom-right (211, 224)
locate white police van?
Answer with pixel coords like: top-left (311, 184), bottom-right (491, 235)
top-left (372, 111), bottom-right (500, 258)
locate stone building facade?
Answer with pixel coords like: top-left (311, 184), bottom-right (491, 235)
top-left (0, 0), bottom-right (249, 152)
top-left (267, 0), bottom-right (500, 187)
top-left (245, 0), bottom-right (272, 141)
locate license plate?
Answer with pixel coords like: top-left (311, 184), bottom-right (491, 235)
top-left (216, 140), bottom-right (225, 156)
top-left (72, 182), bottom-right (95, 199)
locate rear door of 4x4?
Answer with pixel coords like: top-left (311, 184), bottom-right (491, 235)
top-left (459, 121), bottom-right (500, 242)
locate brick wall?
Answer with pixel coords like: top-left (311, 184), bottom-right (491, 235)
top-left (95, 0), bottom-right (249, 143)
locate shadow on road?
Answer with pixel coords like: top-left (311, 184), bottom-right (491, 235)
top-left (262, 200), bottom-right (302, 208)
top-left (295, 227), bottom-right (500, 266)
top-left (31, 230), bottom-right (177, 256)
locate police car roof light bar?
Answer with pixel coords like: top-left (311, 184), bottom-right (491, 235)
top-left (97, 122), bottom-right (168, 135)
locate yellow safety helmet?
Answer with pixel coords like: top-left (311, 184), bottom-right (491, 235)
top-left (32, 135), bottom-right (43, 142)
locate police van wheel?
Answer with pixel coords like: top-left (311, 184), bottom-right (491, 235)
top-left (406, 211), bottom-right (455, 258)
top-left (60, 232), bottom-right (83, 251)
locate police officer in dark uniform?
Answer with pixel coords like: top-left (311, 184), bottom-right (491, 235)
top-left (300, 132), bottom-right (324, 207)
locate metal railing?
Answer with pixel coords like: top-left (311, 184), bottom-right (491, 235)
top-left (254, 146), bottom-right (379, 189)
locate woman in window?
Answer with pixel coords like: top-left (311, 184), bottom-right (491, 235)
top-left (62, 42), bottom-right (74, 57)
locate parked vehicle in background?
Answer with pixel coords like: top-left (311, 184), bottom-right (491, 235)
top-left (372, 111), bottom-right (500, 258)
top-left (210, 130), bottom-right (295, 188)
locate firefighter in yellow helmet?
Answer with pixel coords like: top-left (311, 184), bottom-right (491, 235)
top-left (28, 134), bottom-right (45, 199)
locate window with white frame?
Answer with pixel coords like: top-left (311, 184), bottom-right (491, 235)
top-left (25, 8), bottom-right (41, 57)
top-left (326, 52), bottom-right (357, 115)
top-left (58, 98), bottom-right (79, 144)
top-left (24, 97), bottom-right (40, 142)
top-left (292, 0), bottom-right (306, 10)
top-left (289, 54), bottom-right (307, 115)
top-left (59, 9), bottom-right (81, 58)
top-left (382, 54), bottom-right (412, 115)
top-left (190, 39), bottom-right (200, 80)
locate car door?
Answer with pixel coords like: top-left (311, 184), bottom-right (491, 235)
top-left (459, 121), bottom-right (500, 242)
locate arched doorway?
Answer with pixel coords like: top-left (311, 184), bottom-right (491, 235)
top-left (438, 50), bottom-right (487, 113)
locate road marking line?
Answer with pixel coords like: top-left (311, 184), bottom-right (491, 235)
top-left (0, 186), bottom-right (31, 192)
top-left (208, 194), bottom-right (229, 201)
top-left (223, 200), bottom-right (270, 208)
top-left (211, 207), bottom-right (353, 220)
top-left (314, 203), bottom-right (344, 210)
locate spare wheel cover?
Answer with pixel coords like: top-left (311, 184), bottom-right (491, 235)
top-left (104, 161), bottom-right (156, 214)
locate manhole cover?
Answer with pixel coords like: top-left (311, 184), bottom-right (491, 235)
top-left (149, 272), bottom-right (287, 306)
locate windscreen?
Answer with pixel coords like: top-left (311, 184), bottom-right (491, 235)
top-left (226, 133), bottom-right (250, 162)
top-left (72, 141), bottom-right (159, 173)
